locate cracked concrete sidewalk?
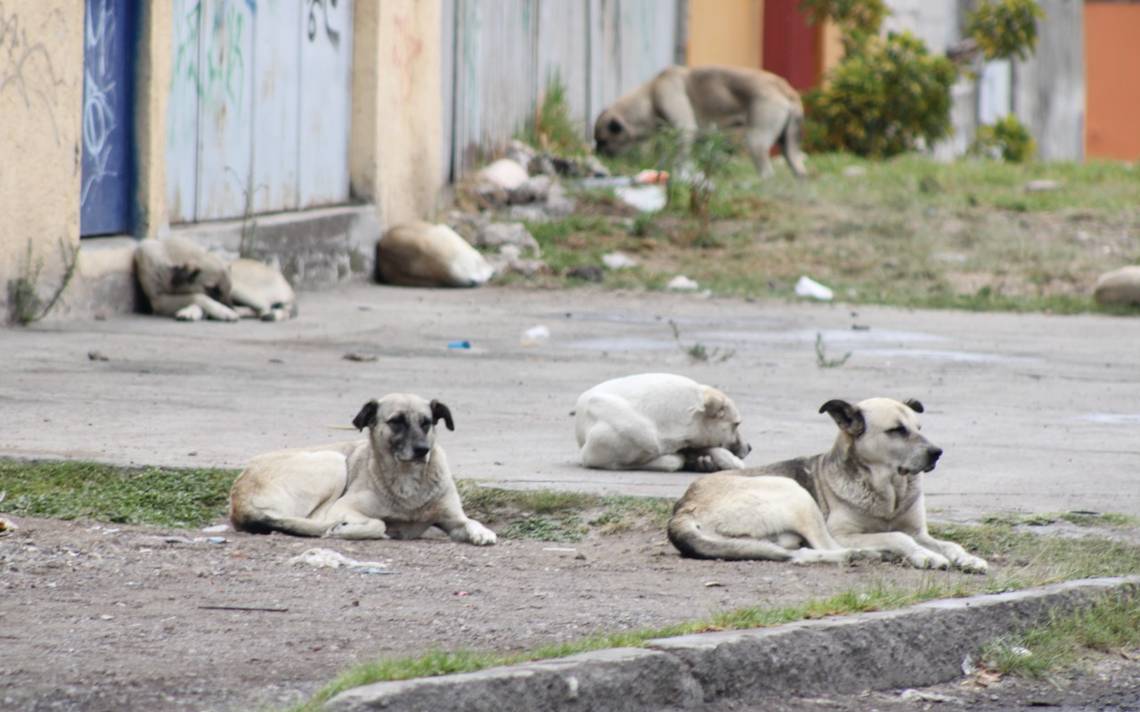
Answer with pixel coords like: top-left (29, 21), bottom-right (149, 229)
top-left (1, 284), bottom-right (1138, 519)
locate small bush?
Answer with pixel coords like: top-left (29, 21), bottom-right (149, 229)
top-left (970, 115), bottom-right (1037, 162)
top-left (967, 0), bottom-right (1045, 61)
top-left (799, 0), bottom-right (887, 53)
top-left (521, 74), bottom-right (588, 156)
top-left (805, 32), bottom-right (958, 158)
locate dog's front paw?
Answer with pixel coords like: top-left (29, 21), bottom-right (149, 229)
top-left (213, 306), bottom-right (241, 322)
top-left (175, 304), bottom-right (204, 321)
top-left (907, 550), bottom-right (950, 570)
top-left (325, 520), bottom-right (388, 539)
top-left (693, 454), bottom-right (718, 472)
top-left (463, 520), bottom-right (497, 546)
top-left (954, 554), bottom-right (989, 575)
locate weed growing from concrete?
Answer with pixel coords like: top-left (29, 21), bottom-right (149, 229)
top-left (7, 239), bottom-right (79, 325)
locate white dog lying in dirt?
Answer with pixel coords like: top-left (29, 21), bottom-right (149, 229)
top-left (135, 237), bottom-right (296, 322)
top-left (668, 397), bottom-right (988, 572)
top-left (574, 373), bottom-right (751, 471)
top-left (376, 222), bottom-right (494, 288)
top-left (229, 393), bottom-right (495, 545)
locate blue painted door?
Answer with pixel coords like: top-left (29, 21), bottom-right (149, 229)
top-left (80, 0), bottom-right (136, 237)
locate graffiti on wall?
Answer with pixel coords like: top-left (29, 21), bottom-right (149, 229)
top-left (171, 0), bottom-right (249, 113)
top-left (0, 2), bottom-right (66, 145)
top-left (81, 0), bottom-right (116, 208)
top-left (307, 0), bottom-right (340, 46)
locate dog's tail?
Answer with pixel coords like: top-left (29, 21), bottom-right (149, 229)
top-left (229, 502), bottom-right (330, 537)
top-left (778, 108), bottom-right (808, 179)
top-left (667, 512), bottom-right (795, 561)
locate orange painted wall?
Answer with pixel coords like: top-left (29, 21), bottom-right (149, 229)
top-left (1085, 2), bottom-right (1140, 160)
top-left (688, 0), bottom-right (764, 68)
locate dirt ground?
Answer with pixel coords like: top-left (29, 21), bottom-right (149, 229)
top-left (0, 514), bottom-right (1024, 712)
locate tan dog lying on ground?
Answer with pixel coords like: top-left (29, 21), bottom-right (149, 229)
top-left (135, 237), bottom-right (296, 321)
top-left (229, 394), bottom-right (496, 545)
top-left (376, 222), bottom-right (494, 288)
top-left (593, 65), bottom-right (807, 178)
top-left (669, 398), bottom-right (987, 572)
top-left (575, 373), bottom-right (752, 472)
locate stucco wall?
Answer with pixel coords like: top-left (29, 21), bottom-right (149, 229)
top-left (0, 1), bottom-right (84, 318)
top-left (352, 0), bottom-right (441, 229)
top-left (688, 0), bottom-right (763, 69)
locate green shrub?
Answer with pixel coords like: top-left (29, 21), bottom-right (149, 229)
top-left (970, 115), bottom-right (1037, 162)
top-left (799, 0), bottom-right (887, 52)
top-left (520, 74), bottom-right (588, 156)
top-left (804, 32), bottom-right (957, 157)
top-left (967, 0), bottom-right (1045, 61)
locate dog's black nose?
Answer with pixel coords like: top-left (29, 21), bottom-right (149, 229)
top-left (413, 445), bottom-right (431, 459)
top-left (928, 447), bottom-right (943, 463)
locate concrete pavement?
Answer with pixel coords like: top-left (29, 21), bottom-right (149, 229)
top-left (2, 284), bottom-right (1138, 519)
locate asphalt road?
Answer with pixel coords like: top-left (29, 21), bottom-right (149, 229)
top-left (2, 284), bottom-right (1138, 520)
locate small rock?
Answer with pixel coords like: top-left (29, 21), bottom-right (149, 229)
top-left (477, 158), bottom-right (529, 191)
top-left (475, 223), bottom-right (541, 257)
top-left (794, 275), bottom-right (834, 301)
top-left (201, 524), bottom-right (230, 533)
top-left (1093, 266), bottom-right (1140, 307)
top-left (566, 265), bottom-right (604, 282)
top-left (508, 175), bottom-right (553, 204)
top-left (899, 689), bottom-right (959, 703)
top-left (666, 275), bottom-right (700, 291)
top-left (446, 210), bottom-right (489, 243)
top-left (87, 350), bottom-right (110, 362)
top-left (289, 547), bottom-right (388, 570)
top-left (507, 204), bottom-right (552, 223)
top-left (602, 252), bottom-right (638, 270)
top-left (343, 352), bottom-right (379, 363)
top-left (1025, 178), bottom-right (1061, 192)
top-left (521, 325), bottom-right (550, 346)
top-left (543, 182), bottom-right (577, 217)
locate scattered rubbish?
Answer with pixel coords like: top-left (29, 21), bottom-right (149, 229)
top-left (543, 547), bottom-right (578, 554)
top-left (899, 689), bottom-right (960, 703)
top-left (566, 265), bottom-right (604, 282)
top-left (199, 605), bottom-right (290, 613)
top-left (842, 165), bottom-right (867, 177)
top-left (851, 324), bottom-right (871, 331)
top-left (521, 324), bottom-right (551, 347)
top-left (204, 536), bottom-right (227, 545)
top-left (615, 184), bottom-right (667, 213)
top-left (87, 350), bottom-right (109, 362)
top-left (666, 275), bottom-right (700, 291)
top-left (602, 252), bottom-right (638, 270)
top-left (288, 547), bottom-right (388, 571)
top-left (447, 340), bottom-right (472, 350)
top-left (343, 352), bottom-right (379, 362)
top-left (794, 275), bottom-right (834, 301)
top-left (201, 524), bottom-right (230, 533)
top-left (357, 567), bottom-right (395, 576)
top-left (815, 332), bottom-right (853, 369)
top-left (268, 358), bottom-right (284, 364)
top-left (703, 581), bottom-right (724, 588)
top-left (187, 451), bottom-right (198, 457)
top-left (1009, 645), bottom-right (1032, 658)
top-left (634, 169), bottom-right (669, 185)
top-left (99, 614), bottom-right (114, 621)
top-left (0, 516), bottom-right (16, 536)
top-left (1025, 178), bottom-right (1061, 192)
top-left (454, 591), bottom-right (471, 597)
top-left (580, 176), bottom-right (632, 189)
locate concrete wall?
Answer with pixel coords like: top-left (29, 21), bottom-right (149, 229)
top-left (688, 0), bottom-right (763, 68)
top-left (352, 0), bottom-right (442, 227)
top-left (1012, 0), bottom-right (1084, 161)
top-left (0, 1), bottom-right (84, 319)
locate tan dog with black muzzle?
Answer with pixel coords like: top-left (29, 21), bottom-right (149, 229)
top-left (593, 65), bottom-right (808, 179)
top-left (668, 398), bottom-right (987, 572)
top-left (229, 394), bottom-right (495, 545)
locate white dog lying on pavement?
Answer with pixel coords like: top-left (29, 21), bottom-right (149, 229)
top-left (574, 373), bottom-right (752, 471)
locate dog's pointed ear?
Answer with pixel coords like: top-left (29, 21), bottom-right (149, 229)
top-left (700, 386), bottom-right (728, 419)
top-left (819, 399), bottom-right (865, 437)
top-left (904, 399), bottom-right (924, 414)
top-left (430, 400), bottom-right (454, 431)
top-left (171, 264), bottom-right (201, 288)
top-left (352, 400), bottom-right (379, 431)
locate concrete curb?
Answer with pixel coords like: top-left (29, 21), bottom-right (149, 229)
top-left (325, 576), bottom-right (1139, 711)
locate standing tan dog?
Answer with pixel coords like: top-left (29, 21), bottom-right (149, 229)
top-left (575, 373), bottom-right (751, 472)
top-left (593, 65), bottom-right (807, 178)
top-left (669, 398), bottom-right (987, 572)
top-left (229, 394), bottom-right (496, 545)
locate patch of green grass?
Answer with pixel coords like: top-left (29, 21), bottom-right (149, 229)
top-left (978, 511), bottom-right (1140, 529)
top-left (455, 481), bottom-right (673, 541)
top-left (982, 593), bottom-right (1140, 678)
top-left (531, 150), bottom-right (1140, 314)
top-left (0, 459), bottom-right (235, 528)
top-left (517, 74), bottom-right (590, 157)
